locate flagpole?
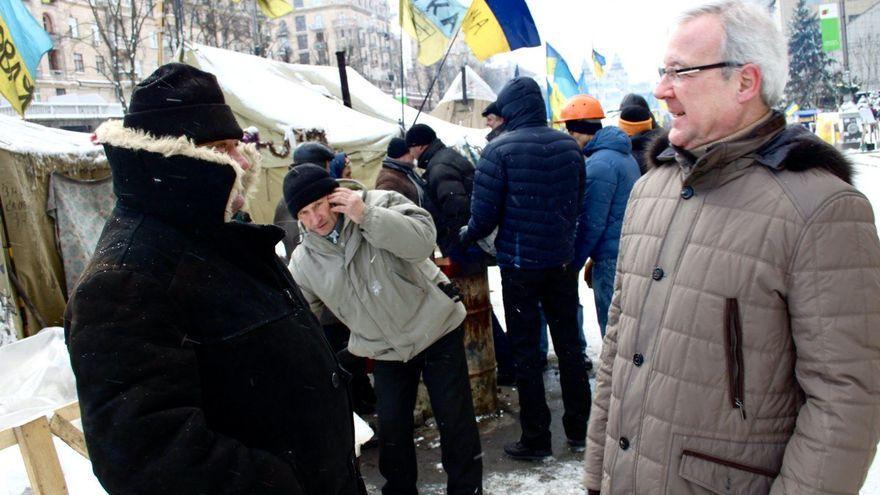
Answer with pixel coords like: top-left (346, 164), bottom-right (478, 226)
top-left (399, 21), bottom-right (406, 130)
top-left (413, 22), bottom-right (463, 125)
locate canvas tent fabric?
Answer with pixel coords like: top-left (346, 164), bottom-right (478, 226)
top-left (0, 115), bottom-right (106, 339)
top-left (46, 173), bottom-right (115, 295)
top-left (181, 43), bottom-right (487, 224)
top-left (432, 66), bottom-right (497, 128)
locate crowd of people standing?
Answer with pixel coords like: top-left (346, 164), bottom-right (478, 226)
top-left (61, 1), bottom-right (880, 494)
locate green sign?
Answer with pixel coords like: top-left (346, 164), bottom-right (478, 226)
top-left (819, 3), bottom-right (841, 52)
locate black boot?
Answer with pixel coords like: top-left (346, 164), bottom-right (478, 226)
top-left (503, 441), bottom-right (551, 461)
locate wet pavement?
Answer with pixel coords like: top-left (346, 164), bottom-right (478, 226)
top-left (358, 361), bottom-right (595, 494)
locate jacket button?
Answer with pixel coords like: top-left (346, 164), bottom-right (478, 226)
top-left (619, 437), bottom-right (630, 450)
top-left (331, 372), bottom-right (340, 388)
top-left (681, 186), bottom-right (694, 199)
top-left (652, 267), bottom-right (664, 281)
top-left (633, 353), bottom-right (644, 367)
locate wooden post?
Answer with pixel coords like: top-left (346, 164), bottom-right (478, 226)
top-left (12, 416), bottom-right (68, 495)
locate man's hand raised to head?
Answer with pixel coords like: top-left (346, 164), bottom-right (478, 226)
top-left (328, 187), bottom-right (366, 224)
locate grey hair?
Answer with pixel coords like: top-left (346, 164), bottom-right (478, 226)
top-left (677, 0), bottom-right (788, 107)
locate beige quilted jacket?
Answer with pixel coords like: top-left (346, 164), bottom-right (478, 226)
top-left (584, 113), bottom-right (880, 494)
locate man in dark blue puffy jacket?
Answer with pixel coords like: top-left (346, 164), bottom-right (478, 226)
top-left (560, 99), bottom-right (641, 337)
top-left (461, 77), bottom-right (591, 460)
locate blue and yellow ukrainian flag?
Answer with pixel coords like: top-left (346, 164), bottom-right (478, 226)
top-left (400, 0), bottom-right (467, 65)
top-left (546, 44), bottom-right (579, 122)
top-left (577, 63), bottom-right (590, 94)
top-left (462, 0), bottom-right (541, 61)
top-left (0, 0), bottom-right (53, 116)
top-left (592, 49), bottom-right (607, 78)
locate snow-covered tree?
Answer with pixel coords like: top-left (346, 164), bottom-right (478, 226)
top-left (785, 0), bottom-right (838, 109)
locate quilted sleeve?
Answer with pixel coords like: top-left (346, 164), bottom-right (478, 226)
top-left (465, 148), bottom-right (507, 242)
top-left (771, 192), bottom-right (880, 494)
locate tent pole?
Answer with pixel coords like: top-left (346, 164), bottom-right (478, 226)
top-left (413, 22), bottom-right (462, 125)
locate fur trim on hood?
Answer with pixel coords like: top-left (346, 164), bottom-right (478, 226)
top-left (645, 124), bottom-right (853, 185)
top-left (95, 120), bottom-right (262, 222)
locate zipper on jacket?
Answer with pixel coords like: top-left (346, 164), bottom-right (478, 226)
top-left (724, 298), bottom-right (746, 420)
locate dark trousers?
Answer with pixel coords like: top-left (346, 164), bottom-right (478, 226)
top-left (500, 265), bottom-right (591, 450)
top-left (373, 328), bottom-right (483, 495)
top-left (491, 311), bottom-right (516, 380)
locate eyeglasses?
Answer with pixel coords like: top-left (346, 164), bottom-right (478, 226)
top-left (657, 61), bottom-right (744, 82)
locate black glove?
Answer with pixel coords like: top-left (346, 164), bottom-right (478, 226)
top-left (438, 281), bottom-right (462, 303)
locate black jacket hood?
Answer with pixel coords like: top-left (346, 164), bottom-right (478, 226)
top-left (95, 120), bottom-right (262, 227)
top-left (497, 77), bottom-right (547, 131)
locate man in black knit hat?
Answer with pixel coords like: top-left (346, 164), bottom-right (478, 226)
top-left (284, 164), bottom-right (483, 495)
top-left (65, 63), bottom-right (366, 495)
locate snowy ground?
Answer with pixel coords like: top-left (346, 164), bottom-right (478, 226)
top-left (2, 153), bottom-right (880, 494)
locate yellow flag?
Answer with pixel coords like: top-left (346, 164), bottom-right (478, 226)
top-left (232, 0), bottom-right (293, 19)
top-left (0, 0), bottom-right (53, 116)
top-left (257, 0), bottom-right (293, 18)
top-left (399, 0), bottom-right (448, 66)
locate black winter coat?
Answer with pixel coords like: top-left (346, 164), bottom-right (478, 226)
top-left (418, 139), bottom-right (474, 256)
top-left (65, 121), bottom-right (365, 495)
top-left (464, 77), bottom-right (584, 269)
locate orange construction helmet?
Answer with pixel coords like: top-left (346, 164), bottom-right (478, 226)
top-left (554, 94), bottom-right (605, 123)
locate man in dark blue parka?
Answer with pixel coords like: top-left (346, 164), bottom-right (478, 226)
top-left (461, 77), bottom-right (591, 460)
top-left (571, 126), bottom-right (641, 336)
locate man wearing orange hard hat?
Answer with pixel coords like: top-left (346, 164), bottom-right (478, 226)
top-left (556, 94), bottom-right (640, 338)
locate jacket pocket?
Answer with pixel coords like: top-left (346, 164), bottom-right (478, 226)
top-left (724, 298), bottom-right (746, 420)
top-left (679, 449), bottom-right (777, 494)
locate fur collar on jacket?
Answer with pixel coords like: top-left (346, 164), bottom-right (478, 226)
top-left (95, 120), bottom-right (261, 222)
top-left (645, 114), bottom-right (853, 185)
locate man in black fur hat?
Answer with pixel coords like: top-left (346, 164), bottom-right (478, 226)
top-left (65, 63), bottom-right (366, 495)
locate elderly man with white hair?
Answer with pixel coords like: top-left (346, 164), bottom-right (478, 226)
top-left (583, 1), bottom-right (880, 494)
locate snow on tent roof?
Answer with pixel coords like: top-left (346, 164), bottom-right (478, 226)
top-left (0, 115), bottom-right (102, 159)
top-left (438, 66), bottom-right (497, 106)
top-left (181, 44), bottom-right (486, 151)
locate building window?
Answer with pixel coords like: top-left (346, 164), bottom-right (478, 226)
top-left (96, 55), bottom-right (105, 73)
top-left (92, 25), bottom-right (100, 46)
top-left (135, 60), bottom-right (143, 77)
top-left (315, 31), bottom-right (324, 43)
top-left (313, 14), bottom-right (323, 29)
top-left (150, 31), bottom-right (157, 48)
top-left (68, 17), bottom-right (78, 38)
top-left (298, 52), bottom-right (309, 64)
top-left (73, 53), bottom-right (84, 72)
top-left (47, 49), bottom-right (61, 71)
top-left (42, 13), bottom-right (54, 34)
top-left (295, 15), bottom-right (306, 32)
top-left (293, 0), bottom-right (303, 6)
top-left (55, 88), bottom-right (66, 96)
top-left (297, 34), bottom-right (308, 50)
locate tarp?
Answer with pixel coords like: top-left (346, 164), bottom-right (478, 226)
top-left (0, 115), bottom-right (107, 338)
top-left (46, 173), bottom-right (115, 294)
top-left (181, 44), bottom-right (487, 223)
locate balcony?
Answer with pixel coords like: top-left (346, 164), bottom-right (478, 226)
top-left (0, 101), bottom-right (123, 121)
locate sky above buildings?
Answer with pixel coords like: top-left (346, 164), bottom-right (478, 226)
top-left (393, 0), bottom-right (721, 86)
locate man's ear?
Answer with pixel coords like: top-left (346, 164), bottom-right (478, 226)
top-left (737, 63), bottom-right (762, 104)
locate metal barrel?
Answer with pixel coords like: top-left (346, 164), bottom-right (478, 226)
top-left (452, 266), bottom-right (498, 415)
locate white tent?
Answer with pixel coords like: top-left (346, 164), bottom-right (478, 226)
top-left (431, 66), bottom-right (497, 129)
top-left (181, 44), bottom-right (487, 222)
